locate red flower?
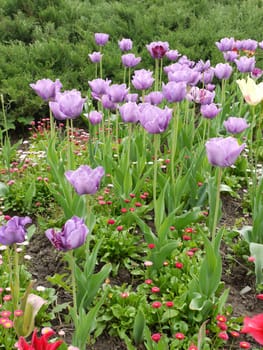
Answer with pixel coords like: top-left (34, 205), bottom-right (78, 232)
top-left (17, 329), bottom-right (63, 350)
top-left (151, 333), bottom-right (161, 342)
top-left (239, 341), bottom-right (251, 349)
top-left (165, 301), bottom-right (174, 308)
top-left (256, 294), bottom-right (263, 300)
top-left (174, 332), bottom-right (185, 340)
top-left (107, 219), bottom-right (115, 225)
top-left (152, 301), bottom-right (162, 309)
top-left (175, 262), bottom-right (183, 269)
top-left (218, 331), bottom-right (228, 340)
top-left (242, 314), bottom-right (263, 345)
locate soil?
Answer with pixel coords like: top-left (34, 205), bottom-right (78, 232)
top-left (25, 193), bottom-right (263, 349)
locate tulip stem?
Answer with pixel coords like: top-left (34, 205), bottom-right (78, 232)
top-left (68, 250), bottom-right (78, 316)
top-left (171, 104), bottom-right (179, 181)
top-left (153, 134), bottom-right (160, 230)
top-left (49, 107), bottom-right (55, 139)
top-left (211, 167), bottom-right (222, 243)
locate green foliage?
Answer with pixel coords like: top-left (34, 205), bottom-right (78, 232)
top-left (1, 0), bottom-right (263, 128)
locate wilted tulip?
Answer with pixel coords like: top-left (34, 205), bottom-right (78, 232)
top-left (94, 32), bottom-right (109, 46)
top-left (45, 216), bottom-right (89, 251)
top-left (30, 78), bottom-right (62, 101)
top-left (0, 216), bottom-right (32, 245)
top-left (223, 117), bottom-right (249, 134)
top-left (65, 165), bottom-right (104, 195)
top-left (205, 137), bottom-right (245, 167)
top-left (49, 90), bottom-right (86, 120)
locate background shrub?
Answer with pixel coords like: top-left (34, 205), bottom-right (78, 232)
top-left (0, 0), bottom-right (262, 131)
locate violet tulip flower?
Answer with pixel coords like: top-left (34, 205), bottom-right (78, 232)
top-left (200, 103), bottom-right (221, 119)
top-left (195, 59), bottom-right (211, 73)
top-left (235, 56), bottom-right (256, 73)
top-left (223, 117), bottom-right (249, 134)
top-left (30, 78), bottom-right (62, 101)
top-left (187, 87), bottom-right (215, 105)
top-left (132, 69), bottom-right (154, 90)
top-left (88, 52), bottom-right (103, 63)
top-left (215, 37), bottom-right (235, 52)
top-left (101, 94), bottom-right (117, 111)
top-left (94, 32), bottom-right (109, 46)
top-left (107, 83), bottom-right (129, 103)
top-left (235, 39), bottom-right (258, 51)
top-left (165, 50), bottom-right (180, 61)
top-left (65, 165), bottom-right (104, 195)
top-left (45, 216), bottom-right (89, 251)
top-left (118, 38), bottom-right (133, 51)
top-left (162, 81), bottom-right (187, 103)
top-left (214, 63), bottom-right (233, 80)
top-left (259, 41), bottom-right (263, 50)
top-left (49, 90), bottom-right (86, 120)
top-left (125, 93), bottom-right (138, 102)
top-left (84, 111), bottom-right (103, 125)
top-left (88, 78), bottom-right (111, 100)
top-left (223, 50), bottom-right (239, 62)
top-left (205, 137), bottom-right (246, 167)
top-left (121, 53), bottom-right (141, 68)
top-left (144, 91), bottom-right (164, 105)
top-left (0, 216), bottom-right (32, 245)
top-left (146, 41), bottom-right (169, 59)
top-left (139, 104), bottom-right (172, 134)
top-left (119, 102), bottom-right (141, 123)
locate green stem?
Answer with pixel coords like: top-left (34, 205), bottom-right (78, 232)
top-left (49, 107), bottom-right (55, 139)
top-left (13, 244), bottom-right (20, 311)
top-left (68, 250), bottom-right (78, 316)
top-left (154, 59), bottom-right (159, 91)
top-left (211, 167), bottom-right (223, 243)
top-left (153, 134), bottom-right (160, 229)
top-left (171, 104), bottom-right (179, 181)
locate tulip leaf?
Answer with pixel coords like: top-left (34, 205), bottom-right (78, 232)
top-left (0, 182), bottom-right (8, 196)
top-left (249, 242), bottom-right (263, 285)
top-left (133, 309), bottom-right (145, 345)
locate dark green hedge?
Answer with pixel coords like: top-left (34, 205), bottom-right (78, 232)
top-left (0, 0), bottom-right (263, 129)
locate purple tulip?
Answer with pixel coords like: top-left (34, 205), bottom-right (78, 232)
top-left (168, 68), bottom-right (200, 86)
top-left (121, 54), bottom-right (141, 68)
top-left (132, 69), bottom-right (154, 90)
top-left (162, 81), bottom-right (187, 103)
top-left (30, 78), bottom-right (62, 101)
top-left (107, 83), bottom-right (129, 103)
top-left (119, 102), bottom-right (141, 123)
top-left (125, 93), bottom-right (138, 102)
top-left (139, 104), bottom-right (172, 134)
top-left (187, 87), bottom-right (215, 105)
top-left (195, 60), bottom-right (211, 73)
top-left (118, 38), bottom-right (133, 51)
top-left (101, 94), bottom-right (117, 111)
top-left (146, 41), bottom-right (169, 59)
top-left (45, 216), bottom-right (89, 251)
top-left (205, 137), bottom-right (246, 167)
top-left (88, 52), bottom-right (103, 63)
top-left (200, 103), bottom-right (221, 119)
top-left (251, 68), bottom-right (263, 80)
top-left (94, 33), bottom-right (109, 46)
top-left (235, 56), bottom-right (256, 73)
top-left (235, 39), bottom-right (258, 51)
top-left (88, 78), bottom-right (111, 99)
top-left (178, 55), bottom-right (195, 67)
top-left (0, 216), bottom-right (32, 245)
top-left (144, 91), bottom-right (164, 105)
top-left (259, 41), bottom-right (263, 50)
top-left (165, 50), bottom-right (181, 61)
top-left (65, 165), bottom-right (104, 195)
top-left (202, 68), bottom-right (215, 84)
top-left (214, 63), bottom-right (233, 80)
top-left (215, 37), bottom-right (235, 52)
top-left (84, 111), bottom-right (103, 125)
top-left (223, 117), bottom-right (249, 134)
top-left (223, 51), bottom-right (239, 62)
top-left (49, 90), bottom-right (86, 120)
